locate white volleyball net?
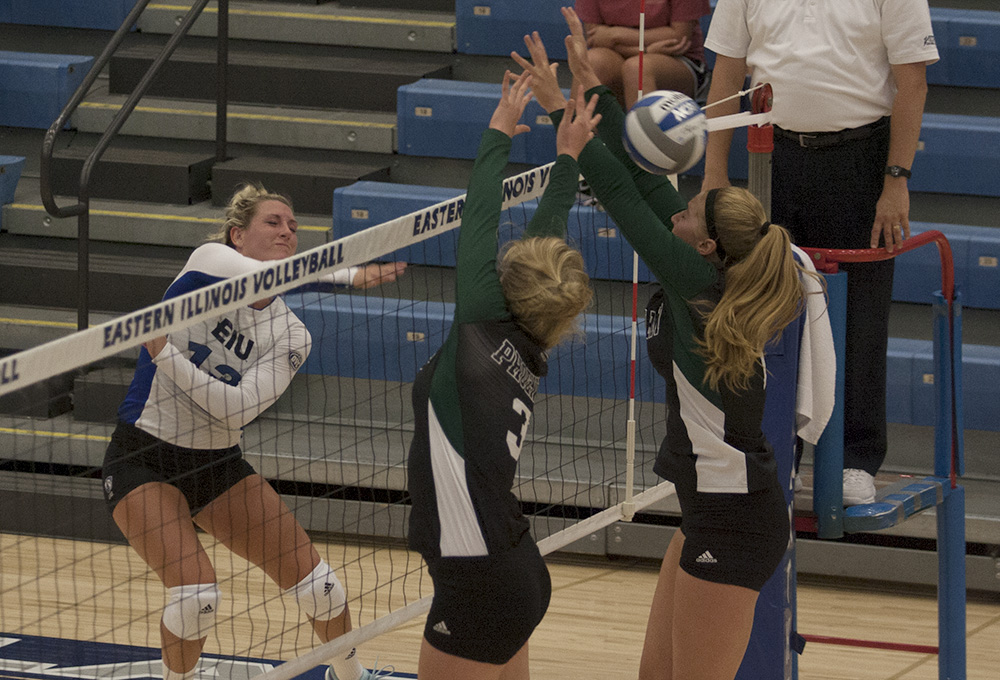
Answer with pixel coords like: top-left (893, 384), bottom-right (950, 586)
top-left (0, 161), bottom-right (676, 678)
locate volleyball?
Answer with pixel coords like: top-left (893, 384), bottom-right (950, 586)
top-left (623, 90), bottom-right (708, 175)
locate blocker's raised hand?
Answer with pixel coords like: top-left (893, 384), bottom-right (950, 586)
top-left (512, 31), bottom-right (566, 114)
top-left (556, 83), bottom-right (602, 160)
top-left (562, 6), bottom-right (602, 93)
top-left (489, 69), bottom-right (533, 138)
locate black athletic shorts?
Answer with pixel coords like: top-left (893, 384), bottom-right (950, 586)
top-left (676, 478), bottom-right (790, 591)
top-left (102, 421), bottom-right (256, 515)
top-left (423, 533), bottom-right (551, 665)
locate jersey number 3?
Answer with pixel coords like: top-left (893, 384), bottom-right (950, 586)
top-left (506, 398), bottom-right (531, 461)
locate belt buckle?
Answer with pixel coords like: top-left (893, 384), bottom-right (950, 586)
top-left (798, 133), bottom-right (817, 148)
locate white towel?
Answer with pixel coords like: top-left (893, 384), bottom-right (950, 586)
top-left (791, 244), bottom-right (836, 444)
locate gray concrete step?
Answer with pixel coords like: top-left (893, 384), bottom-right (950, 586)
top-left (109, 42), bottom-right (451, 112)
top-left (135, 1), bottom-right (455, 52)
top-left (4, 177), bottom-right (332, 249)
top-left (74, 81), bottom-right (397, 153)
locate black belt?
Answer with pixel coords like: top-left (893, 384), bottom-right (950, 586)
top-left (774, 117), bottom-right (889, 148)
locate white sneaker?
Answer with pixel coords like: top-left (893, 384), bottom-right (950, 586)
top-left (842, 468), bottom-right (876, 506)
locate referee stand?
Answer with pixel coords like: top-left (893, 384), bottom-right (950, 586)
top-left (742, 89), bottom-right (968, 680)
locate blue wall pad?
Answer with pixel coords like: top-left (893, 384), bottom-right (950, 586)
top-left (928, 9), bottom-right (1000, 88)
top-left (334, 181), bottom-right (657, 282)
top-left (398, 79), bottom-right (558, 164)
top-left (456, 0), bottom-right (568, 59)
top-left (0, 155), bottom-right (26, 232)
top-left (9, 0), bottom-right (138, 30)
top-left (0, 52), bottom-right (93, 129)
top-left (910, 114), bottom-right (1000, 197)
top-left (888, 338), bottom-right (1000, 432)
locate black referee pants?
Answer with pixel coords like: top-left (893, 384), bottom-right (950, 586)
top-left (771, 121), bottom-right (893, 476)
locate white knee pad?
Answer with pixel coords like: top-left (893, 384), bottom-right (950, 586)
top-left (162, 583), bottom-right (222, 641)
top-left (284, 559), bottom-right (346, 621)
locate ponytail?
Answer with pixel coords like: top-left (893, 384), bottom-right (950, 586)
top-left (698, 188), bottom-right (823, 392)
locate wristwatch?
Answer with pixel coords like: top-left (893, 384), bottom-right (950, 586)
top-left (886, 165), bottom-right (912, 179)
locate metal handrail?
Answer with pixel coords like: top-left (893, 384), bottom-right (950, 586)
top-left (804, 230), bottom-right (961, 487)
top-left (38, 0), bottom-right (229, 331)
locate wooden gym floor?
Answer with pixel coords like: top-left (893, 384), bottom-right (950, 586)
top-left (1, 533), bottom-right (997, 680)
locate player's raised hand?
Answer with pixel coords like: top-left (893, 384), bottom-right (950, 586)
top-left (557, 83), bottom-right (602, 160)
top-left (511, 31), bottom-right (567, 114)
top-left (562, 6), bottom-right (602, 92)
top-left (489, 69), bottom-right (533, 138)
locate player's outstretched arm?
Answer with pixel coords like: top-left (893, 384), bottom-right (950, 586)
top-left (352, 262), bottom-right (408, 289)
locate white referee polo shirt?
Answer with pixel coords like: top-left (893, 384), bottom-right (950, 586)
top-left (705, 0), bottom-right (940, 132)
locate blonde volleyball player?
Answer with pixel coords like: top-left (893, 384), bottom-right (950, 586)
top-left (406, 71), bottom-right (596, 680)
top-left (101, 185), bottom-right (404, 680)
top-left (517, 10), bottom-right (822, 680)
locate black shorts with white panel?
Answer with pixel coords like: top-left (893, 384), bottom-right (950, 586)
top-left (675, 474), bottom-right (790, 592)
top-left (422, 533), bottom-right (551, 665)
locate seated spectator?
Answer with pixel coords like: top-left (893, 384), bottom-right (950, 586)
top-left (575, 0), bottom-right (712, 109)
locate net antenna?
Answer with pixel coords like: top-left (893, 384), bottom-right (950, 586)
top-left (619, 0), bottom-right (649, 523)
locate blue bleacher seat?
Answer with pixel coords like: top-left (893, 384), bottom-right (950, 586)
top-left (886, 339), bottom-right (921, 426)
top-left (0, 155), bottom-right (26, 231)
top-left (911, 114), bottom-right (1000, 198)
top-left (333, 181), bottom-right (657, 282)
top-left (0, 51), bottom-right (94, 129)
top-left (397, 79), bottom-right (558, 164)
top-left (333, 182), bottom-right (465, 266)
top-left (889, 338), bottom-right (1000, 432)
top-left (963, 226), bottom-right (1000, 311)
top-left (0, 1), bottom-right (11, 23)
top-left (338, 182), bottom-right (998, 307)
top-left (893, 223), bottom-right (1000, 311)
top-left (286, 291), bottom-right (652, 401)
top-left (456, 0), bottom-right (568, 59)
top-left (928, 9), bottom-right (1000, 89)
top-left (7, 0), bottom-right (138, 31)
top-left (285, 287), bottom-right (806, 412)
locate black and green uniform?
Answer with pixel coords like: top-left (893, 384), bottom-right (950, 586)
top-left (407, 128), bottom-right (581, 662)
top-left (562, 86), bottom-right (789, 590)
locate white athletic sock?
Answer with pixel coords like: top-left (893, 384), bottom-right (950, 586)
top-left (329, 648), bottom-right (365, 680)
top-left (163, 662), bottom-right (198, 680)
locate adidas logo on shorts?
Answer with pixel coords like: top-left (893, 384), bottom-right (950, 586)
top-left (200, 604), bottom-right (215, 614)
top-left (695, 551), bottom-right (718, 564)
top-left (323, 582), bottom-right (335, 596)
top-left (432, 620), bottom-right (451, 636)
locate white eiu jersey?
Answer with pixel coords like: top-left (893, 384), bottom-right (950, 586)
top-left (118, 243), bottom-right (312, 450)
